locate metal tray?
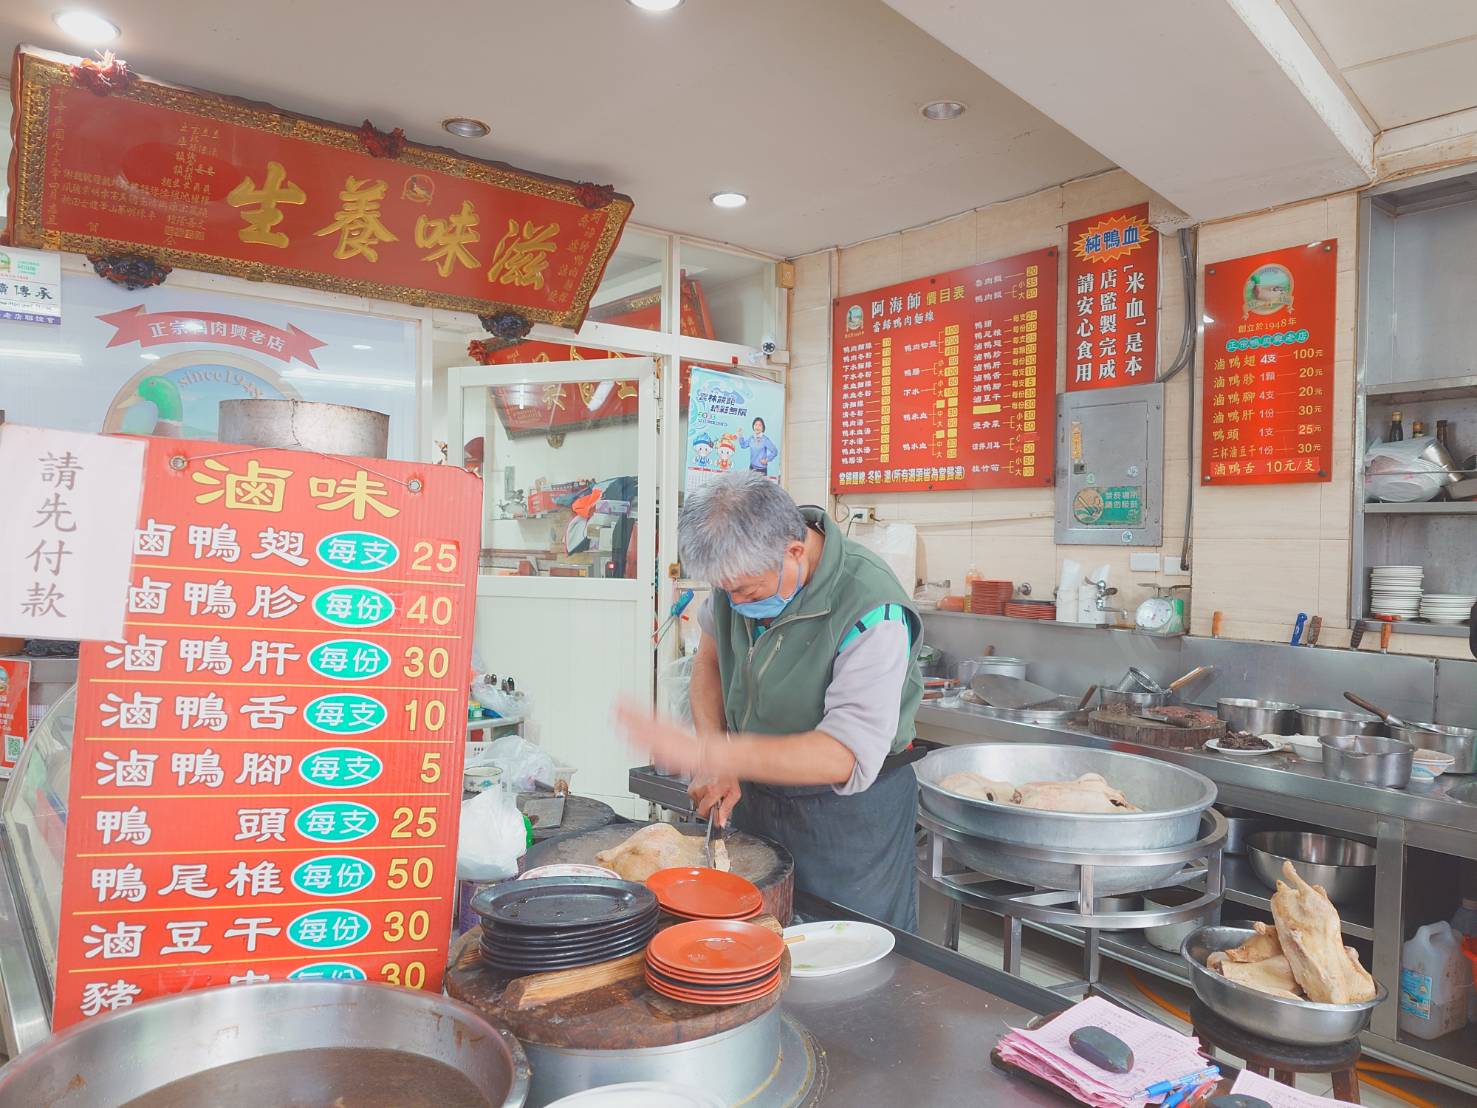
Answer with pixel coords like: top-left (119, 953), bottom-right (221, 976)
top-left (0, 981), bottom-right (530, 1106)
top-left (957, 690), bottom-right (1090, 725)
top-left (916, 743), bottom-right (1217, 894)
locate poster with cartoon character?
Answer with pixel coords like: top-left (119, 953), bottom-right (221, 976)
top-left (685, 367), bottom-right (784, 490)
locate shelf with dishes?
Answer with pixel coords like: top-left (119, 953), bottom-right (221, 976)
top-left (1364, 564), bottom-right (1472, 633)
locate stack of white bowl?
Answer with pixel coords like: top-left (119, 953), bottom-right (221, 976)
top-left (1369, 565), bottom-right (1422, 620)
top-left (1419, 593), bottom-right (1476, 625)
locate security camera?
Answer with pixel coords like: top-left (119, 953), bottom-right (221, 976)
top-left (761, 339), bottom-right (777, 356)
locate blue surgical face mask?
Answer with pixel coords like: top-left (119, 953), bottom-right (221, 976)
top-left (730, 554), bottom-right (804, 620)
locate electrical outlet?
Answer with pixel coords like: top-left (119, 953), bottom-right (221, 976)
top-left (1163, 555), bottom-right (1191, 577)
top-left (1129, 553), bottom-right (1159, 573)
top-left (848, 505), bottom-right (876, 523)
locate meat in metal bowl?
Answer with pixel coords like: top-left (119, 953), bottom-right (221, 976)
top-left (916, 743), bottom-right (1217, 895)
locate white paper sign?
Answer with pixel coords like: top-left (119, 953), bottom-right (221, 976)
top-left (0, 247), bottom-right (62, 325)
top-left (0, 425), bottom-right (144, 641)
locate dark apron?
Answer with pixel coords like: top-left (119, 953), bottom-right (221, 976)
top-left (733, 761), bottom-right (918, 931)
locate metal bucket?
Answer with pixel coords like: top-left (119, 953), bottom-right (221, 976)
top-left (0, 981), bottom-right (529, 1106)
top-left (916, 743), bottom-right (1217, 894)
top-left (219, 398), bottom-right (390, 458)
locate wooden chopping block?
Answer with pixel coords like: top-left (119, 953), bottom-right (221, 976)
top-left (1089, 708), bottom-right (1225, 751)
top-left (504, 914), bottom-right (786, 1010)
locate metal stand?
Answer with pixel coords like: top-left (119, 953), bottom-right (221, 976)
top-left (917, 807), bottom-right (1225, 997)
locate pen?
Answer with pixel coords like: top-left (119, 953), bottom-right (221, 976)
top-left (1141, 1065), bottom-right (1221, 1098)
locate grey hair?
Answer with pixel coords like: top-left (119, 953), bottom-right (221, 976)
top-left (680, 473), bottom-right (806, 584)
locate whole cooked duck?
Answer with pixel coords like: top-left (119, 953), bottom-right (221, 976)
top-left (937, 770), bottom-right (1139, 812)
top-left (1271, 860), bottom-right (1377, 1004)
top-left (1208, 951), bottom-right (1301, 999)
top-left (937, 771), bottom-right (1020, 804)
top-left (594, 823), bottom-right (730, 882)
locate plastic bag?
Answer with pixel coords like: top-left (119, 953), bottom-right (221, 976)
top-left (483, 734), bottom-right (556, 793)
top-left (665, 654), bottom-right (697, 727)
top-left (1366, 437), bottom-right (1457, 503)
top-left (456, 787), bottom-right (528, 881)
top-left (471, 681), bottom-right (529, 722)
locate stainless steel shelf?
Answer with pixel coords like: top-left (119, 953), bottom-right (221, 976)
top-left (1366, 375), bottom-right (1477, 404)
top-left (1357, 618), bottom-right (1470, 639)
top-left (1218, 855), bottom-right (1375, 939)
top-left (1364, 501), bottom-right (1477, 515)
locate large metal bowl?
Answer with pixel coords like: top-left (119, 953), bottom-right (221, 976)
top-left (1099, 687), bottom-right (1169, 712)
top-left (1182, 926), bottom-right (1386, 1044)
top-left (1217, 698), bottom-right (1300, 735)
top-left (0, 981), bottom-right (530, 1106)
top-left (1388, 721), bottom-right (1477, 775)
top-left (1296, 708), bottom-right (1383, 737)
top-left (1321, 734), bottom-right (1414, 789)
top-left (916, 743), bottom-right (1217, 895)
top-left (1246, 831), bottom-right (1376, 906)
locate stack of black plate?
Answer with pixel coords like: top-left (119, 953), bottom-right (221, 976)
top-left (472, 877), bottom-right (659, 975)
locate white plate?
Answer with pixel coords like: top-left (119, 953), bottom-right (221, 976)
top-left (545, 1083), bottom-right (727, 1108)
top-left (1284, 736), bottom-right (1325, 762)
top-left (784, 920), bottom-right (895, 977)
top-left (1204, 737), bottom-right (1288, 757)
top-left (518, 863), bottom-right (621, 881)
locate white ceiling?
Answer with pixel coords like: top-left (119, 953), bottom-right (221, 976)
top-left (1284, 0), bottom-right (1477, 128)
top-left (0, 0), bottom-right (1112, 257)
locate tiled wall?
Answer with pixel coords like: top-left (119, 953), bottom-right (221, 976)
top-left (785, 168), bottom-right (1464, 659)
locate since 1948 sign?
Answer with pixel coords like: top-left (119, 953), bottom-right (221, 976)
top-left (7, 46), bottom-right (632, 331)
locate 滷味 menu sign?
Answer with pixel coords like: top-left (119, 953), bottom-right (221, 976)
top-left (830, 248), bottom-right (1059, 493)
top-left (1065, 204), bottom-right (1158, 391)
top-left (1200, 241), bottom-right (1337, 486)
top-left (8, 46), bottom-right (631, 330)
top-left (52, 438), bottom-right (479, 1028)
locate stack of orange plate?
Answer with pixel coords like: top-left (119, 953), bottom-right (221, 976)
top-left (644, 919), bottom-right (784, 1006)
top-left (971, 579), bottom-right (1013, 616)
top-left (645, 867), bottom-right (764, 922)
top-left (1004, 599), bottom-right (1056, 620)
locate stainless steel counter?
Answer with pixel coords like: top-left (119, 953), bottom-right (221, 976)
top-left (787, 893), bottom-right (1075, 1106)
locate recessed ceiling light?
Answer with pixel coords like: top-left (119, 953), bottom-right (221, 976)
top-left (352, 343), bottom-right (372, 350)
top-left (711, 192), bottom-right (747, 209)
top-left (53, 9), bottom-right (120, 44)
top-left (921, 100), bottom-right (966, 121)
top-left (442, 117), bottom-right (490, 139)
top-left (628, 0), bottom-right (684, 11)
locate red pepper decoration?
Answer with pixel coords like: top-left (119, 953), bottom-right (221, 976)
top-left (88, 253), bottom-right (172, 290)
top-left (357, 120), bottom-right (407, 159)
top-left (575, 182), bottom-right (617, 209)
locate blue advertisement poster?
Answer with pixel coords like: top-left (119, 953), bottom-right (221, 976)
top-left (685, 367), bottom-right (785, 490)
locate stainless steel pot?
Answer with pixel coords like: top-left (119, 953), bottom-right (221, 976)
top-left (1246, 831), bottom-right (1376, 906)
top-left (1217, 698), bottom-right (1300, 736)
top-left (1099, 687), bottom-right (1168, 712)
top-left (1216, 807), bottom-right (1272, 856)
top-left (1321, 734), bottom-right (1414, 789)
top-left (1182, 926), bottom-right (1385, 1045)
top-left (916, 743), bottom-right (1217, 894)
top-left (1387, 721), bottom-right (1477, 775)
top-left (1295, 708), bottom-right (1384, 737)
top-left (0, 981), bottom-right (530, 1107)
top-left (1143, 886), bottom-right (1207, 953)
top-left (965, 656), bottom-right (1029, 681)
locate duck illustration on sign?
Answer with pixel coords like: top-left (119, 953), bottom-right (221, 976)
top-left (105, 353), bottom-right (298, 440)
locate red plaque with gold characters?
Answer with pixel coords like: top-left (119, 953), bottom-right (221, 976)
top-left (1200, 241), bottom-right (1337, 486)
top-left (1065, 204), bottom-right (1158, 391)
top-left (6, 47), bottom-right (632, 329)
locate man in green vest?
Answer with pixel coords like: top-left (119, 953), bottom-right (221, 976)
top-left (618, 473), bottom-right (925, 929)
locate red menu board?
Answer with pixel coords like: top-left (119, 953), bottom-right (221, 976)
top-left (52, 438), bottom-right (480, 1028)
top-left (1065, 204), bottom-right (1159, 391)
top-left (0, 659), bottom-right (31, 779)
top-left (830, 248), bottom-right (1058, 493)
top-left (1201, 241), bottom-right (1337, 485)
top-left (9, 47), bottom-right (631, 330)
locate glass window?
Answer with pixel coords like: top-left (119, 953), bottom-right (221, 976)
top-left (585, 226), bottom-right (668, 333)
top-left (677, 242), bottom-right (778, 349)
top-left (461, 378), bottom-right (642, 578)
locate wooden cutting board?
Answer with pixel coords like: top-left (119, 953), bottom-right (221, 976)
top-left (1088, 709), bottom-right (1225, 751)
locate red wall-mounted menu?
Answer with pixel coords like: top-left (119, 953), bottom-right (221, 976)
top-left (1201, 241), bottom-right (1337, 486)
top-left (831, 248), bottom-right (1059, 493)
top-left (52, 438), bottom-right (480, 1028)
top-left (1065, 204), bottom-right (1159, 391)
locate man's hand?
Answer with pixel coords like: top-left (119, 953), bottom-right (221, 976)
top-left (690, 778), bottom-right (741, 827)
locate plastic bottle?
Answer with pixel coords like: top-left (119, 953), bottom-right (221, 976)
top-left (1448, 897), bottom-right (1477, 1021)
top-left (1399, 921), bottom-right (1470, 1039)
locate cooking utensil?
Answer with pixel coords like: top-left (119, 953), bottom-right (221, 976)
top-left (1211, 611), bottom-right (1224, 638)
top-left (1294, 708), bottom-right (1383, 737)
top-left (916, 743), bottom-right (1217, 895)
top-left (1182, 926), bottom-right (1385, 1045)
top-left (1215, 808), bottom-right (1271, 856)
top-left (1077, 685), bottom-right (1099, 711)
top-left (1305, 615), bottom-right (1323, 646)
top-left (1139, 710), bottom-right (1198, 728)
top-left (1166, 665), bottom-right (1215, 694)
top-left (1389, 721), bottom-right (1477, 774)
top-left (1143, 886), bottom-right (1207, 953)
top-left (1321, 734), bottom-right (1414, 788)
top-left (1216, 699), bottom-right (1300, 736)
top-left (1117, 667), bottom-right (1166, 694)
top-left (957, 655), bottom-right (1028, 684)
top-left (1342, 691), bottom-right (1412, 729)
top-left (1245, 831), bottom-right (1376, 905)
top-left (1290, 613), bottom-right (1308, 645)
top-left (701, 814), bottom-right (715, 868)
top-left (1380, 622), bottom-right (1393, 653)
top-left (957, 692), bottom-right (1091, 726)
top-left (1100, 687), bottom-right (1169, 712)
top-left (0, 981), bottom-right (531, 1107)
top-left (521, 795), bottom-right (567, 830)
top-left (970, 674), bottom-right (1060, 709)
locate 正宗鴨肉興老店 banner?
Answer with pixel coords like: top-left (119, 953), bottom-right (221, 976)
top-left (1200, 241), bottom-right (1337, 486)
top-left (6, 46), bottom-right (633, 330)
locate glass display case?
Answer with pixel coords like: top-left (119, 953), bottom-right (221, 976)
top-left (0, 684), bottom-right (75, 1044)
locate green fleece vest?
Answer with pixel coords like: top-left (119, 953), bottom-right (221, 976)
top-left (710, 507), bottom-right (924, 753)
